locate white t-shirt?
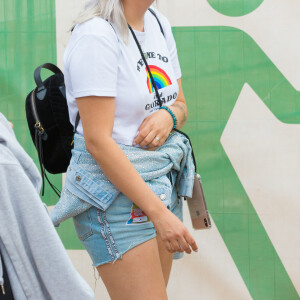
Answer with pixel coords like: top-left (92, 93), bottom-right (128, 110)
top-left (63, 8), bottom-right (182, 146)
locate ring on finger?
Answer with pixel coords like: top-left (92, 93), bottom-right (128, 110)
top-left (154, 136), bottom-right (160, 142)
top-left (177, 240), bottom-right (184, 251)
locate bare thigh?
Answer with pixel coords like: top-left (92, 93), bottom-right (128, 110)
top-left (156, 234), bottom-right (174, 286)
top-left (97, 237), bottom-right (168, 300)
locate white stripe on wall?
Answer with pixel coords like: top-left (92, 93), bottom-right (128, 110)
top-left (221, 84), bottom-right (300, 296)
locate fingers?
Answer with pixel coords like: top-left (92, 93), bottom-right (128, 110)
top-left (165, 241), bottom-right (174, 253)
top-left (133, 127), bottom-right (149, 146)
top-left (176, 237), bottom-right (192, 254)
top-left (133, 122), bottom-right (153, 146)
top-left (134, 128), bottom-right (168, 148)
top-left (133, 115), bottom-right (153, 146)
top-left (184, 233), bottom-right (198, 252)
top-left (133, 109), bottom-right (173, 147)
top-left (138, 130), bottom-right (158, 148)
top-left (163, 231), bottom-right (198, 254)
top-left (170, 239), bottom-right (182, 253)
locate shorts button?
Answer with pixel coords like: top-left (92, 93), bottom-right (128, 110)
top-left (76, 175), bottom-right (81, 181)
top-left (160, 194), bottom-right (166, 200)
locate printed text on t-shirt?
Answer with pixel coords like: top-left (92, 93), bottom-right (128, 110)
top-left (137, 51), bottom-right (169, 72)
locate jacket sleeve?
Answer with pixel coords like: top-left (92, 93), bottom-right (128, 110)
top-left (0, 162), bottom-right (94, 300)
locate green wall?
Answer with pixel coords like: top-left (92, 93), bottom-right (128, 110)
top-left (175, 26), bottom-right (299, 299)
top-left (0, 0), bottom-right (61, 202)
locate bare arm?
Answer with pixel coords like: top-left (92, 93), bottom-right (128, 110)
top-left (170, 78), bottom-right (188, 129)
top-left (76, 95), bottom-right (198, 254)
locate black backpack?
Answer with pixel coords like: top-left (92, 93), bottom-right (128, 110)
top-left (25, 63), bottom-right (79, 196)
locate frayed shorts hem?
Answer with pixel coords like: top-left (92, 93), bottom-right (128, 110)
top-left (92, 233), bottom-right (158, 267)
top-left (91, 233), bottom-right (184, 267)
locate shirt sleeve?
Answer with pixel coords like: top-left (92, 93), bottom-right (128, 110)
top-left (68, 31), bottom-right (120, 98)
top-left (159, 14), bottom-right (182, 79)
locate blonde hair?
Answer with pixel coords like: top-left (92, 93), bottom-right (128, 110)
top-left (74, 0), bottom-right (129, 44)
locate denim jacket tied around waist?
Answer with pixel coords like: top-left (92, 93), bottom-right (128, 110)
top-left (50, 132), bottom-right (195, 227)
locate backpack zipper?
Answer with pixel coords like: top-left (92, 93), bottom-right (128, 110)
top-left (31, 90), bottom-right (45, 135)
top-left (1, 284), bottom-right (5, 295)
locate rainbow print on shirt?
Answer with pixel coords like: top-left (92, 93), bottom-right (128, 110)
top-left (146, 65), bottom-right (172, 93)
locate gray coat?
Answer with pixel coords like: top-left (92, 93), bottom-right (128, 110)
top-left (0, 113), bottom-right (94, 300)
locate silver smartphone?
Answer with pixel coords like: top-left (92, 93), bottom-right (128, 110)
top-left (184, 174), bottom-right (212, 230)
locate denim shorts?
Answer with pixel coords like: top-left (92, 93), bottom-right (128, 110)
top-left (71, 179), bottom-right (184, 267)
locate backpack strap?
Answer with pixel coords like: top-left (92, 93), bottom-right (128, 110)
top-left (148, 8), bottom-right (165, 37)
top-left (74, 112), bottom-right (80, 134)
top-left (34, 63), bottom-right (64, 100)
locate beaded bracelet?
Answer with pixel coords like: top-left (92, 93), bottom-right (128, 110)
top-left (160, 106), bottom-right (177, 129)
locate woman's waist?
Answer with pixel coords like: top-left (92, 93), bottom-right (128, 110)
top-left (73, 130), bottom-right (177, 153)
top-left (73, 133), bottom-right (137, 153)
top-left (71, 134), bottom-right (182, 177)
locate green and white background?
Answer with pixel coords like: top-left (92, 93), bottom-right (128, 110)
top-left (1, 0), bottom-right (300, 299)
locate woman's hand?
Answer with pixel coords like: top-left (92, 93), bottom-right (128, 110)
top-left (133, 80), bottom-right (188, 148)
top-left (133, 108), bottom-right (174, 148)
top-left (151, 207), bottom-right (198, 254)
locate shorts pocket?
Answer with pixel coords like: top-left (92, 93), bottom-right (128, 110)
top-left (73, 208), bottom-right (93, 241)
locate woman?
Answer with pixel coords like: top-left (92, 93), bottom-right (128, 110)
top-left (61, 0), bottom-right (198, 298)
